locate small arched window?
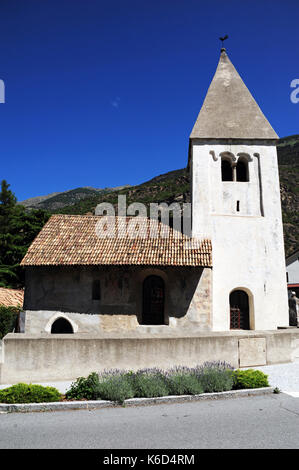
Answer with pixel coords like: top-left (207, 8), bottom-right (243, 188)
top-left (51, 317), bottom-right (73, 334)
top-left (221, 159), bottom-right (233, 181)
top-left (236, 159), bottom-right (249, 182)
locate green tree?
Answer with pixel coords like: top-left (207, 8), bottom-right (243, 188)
top-left (0, 180), bottom-right (50, 288)
top-left (0, 179), bottom-right (17, 212)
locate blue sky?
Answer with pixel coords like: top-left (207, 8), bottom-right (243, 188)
top-left (0, 0), bottom-right (298, 201)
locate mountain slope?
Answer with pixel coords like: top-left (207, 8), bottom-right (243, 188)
top-left (19, 185), bottom-right (131, 211)
top-left (276, 135), bottom-right (299, 256)
top-left (25, 136), bottom-right (298, 257)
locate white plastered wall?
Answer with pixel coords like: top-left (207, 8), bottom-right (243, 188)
top-left (191, 142), bottom-right (289, 331)
top-left (286, 258), bottom-right (299, 285)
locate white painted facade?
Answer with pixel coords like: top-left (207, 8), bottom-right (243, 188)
top-left (286, 251), bottom-right (299, 285)
top-left (190, 142), bottom-right (289, 331)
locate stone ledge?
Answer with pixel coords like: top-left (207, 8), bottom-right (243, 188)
top-left (0, 387), bottom-right (274, 413)
top-left (3, 328), bottom-right (298, 341)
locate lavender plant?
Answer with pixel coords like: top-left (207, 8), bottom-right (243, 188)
top-left (64, 361), bottom-right (245, 403)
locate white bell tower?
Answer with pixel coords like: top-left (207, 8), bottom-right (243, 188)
top-left (189, 48), bottom-right (289, 331)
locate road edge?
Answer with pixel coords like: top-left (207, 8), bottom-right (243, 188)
top-left (0, 387), bottom-right (275, 413)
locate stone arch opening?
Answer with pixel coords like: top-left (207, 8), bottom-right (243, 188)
top-left (236, 159), bottom-right (249, 182)
top-left (221, 158), bottom-right (233, 181)
top-left (230, 289), bottom-right (250, 330)
top-left (51, 317), bottom-right (74, 334)
top-left (141, 275), bottom-right (165, 325)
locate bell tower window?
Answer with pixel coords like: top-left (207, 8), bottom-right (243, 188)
top-left (219, 153), bottom-right (250, 182)
top-left (236, 159), bottom-right (249, 182)
top-left (221, 159), bottom-right (233, 181)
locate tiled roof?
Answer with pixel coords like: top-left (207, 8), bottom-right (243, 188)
top-left (21, 215), bottom-right (212, 267)
top-left (0, 288), bottom-right (24, 307)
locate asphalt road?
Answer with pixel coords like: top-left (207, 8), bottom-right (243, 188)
top-left (1, 393), bottom-right (299, 449)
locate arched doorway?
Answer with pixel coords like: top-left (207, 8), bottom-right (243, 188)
top-left (51, 317), bottom-right (74, 334)
top-left (142, 275), bottom-right (165, 325)
top-left (230, 290), bottom-right (250, 330)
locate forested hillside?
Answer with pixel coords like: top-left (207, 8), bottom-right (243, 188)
top-left (0, 135), bottom-right (298, 289)
top-left (277, 135), bottom-right (299, 256)
top-left (53, 136), bottom-right (299, 257)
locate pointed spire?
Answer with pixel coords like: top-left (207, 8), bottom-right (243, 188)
top-left (190, 49), bottom-right (278, 140)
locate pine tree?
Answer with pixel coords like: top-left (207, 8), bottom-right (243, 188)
top-left (0, 180), bottom-right (50, 288)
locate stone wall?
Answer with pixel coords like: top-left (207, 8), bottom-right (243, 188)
top-left (23, 265), bottom-right (212, 334)
top-left (1, 329), bottom-right (299, 384)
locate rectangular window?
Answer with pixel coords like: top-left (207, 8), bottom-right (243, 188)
top-left (92, 280), bottom-right (101, 300)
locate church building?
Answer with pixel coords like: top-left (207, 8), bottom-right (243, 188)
top-left (20, 48), bottom-right (289, 335)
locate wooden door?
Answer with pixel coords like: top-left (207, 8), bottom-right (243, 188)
top-left (230, 290), bottom-right (250, 330)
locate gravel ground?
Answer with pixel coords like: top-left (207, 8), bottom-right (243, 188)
top-left (247, 362), bottom-right (299, 395)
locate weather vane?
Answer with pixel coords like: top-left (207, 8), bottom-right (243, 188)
top-left (219, 35), bottom-right (229, 49)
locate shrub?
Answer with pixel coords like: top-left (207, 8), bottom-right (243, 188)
top-left (0, 305), bottom-right (20, 339)
top-left (65, 372), bottom-right (100, 400)
top-left (65, 362), bottom-right (244, 403)
top-left (65, 370), bottom-right (135, 403)
top-left (0, 383), bottom-right (61, 403)
top-left (232, 369), bottom-right (269, 389)
top-left (195, 361), bottom-right (234, 393)
top-left (132, 369), bottom-right (169, 398)
top-left (96, 373), bottom-right (135, 404)
top-left (166, 369), bottom-right (204, 395)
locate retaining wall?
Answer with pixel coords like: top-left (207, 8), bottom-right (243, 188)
top-left (0, 329), bottom-right (299, 384)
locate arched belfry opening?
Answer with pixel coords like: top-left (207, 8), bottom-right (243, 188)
top-left (142, 275), bottom-right (165, 325)
top-left (221, 158), bottom-right (233, 181)
top-left (236, 159), bottom-right (249, 182)
top-left (230, 290), bottom-right (250, 330)
top-left (51, 317), bottom-right (74, 334)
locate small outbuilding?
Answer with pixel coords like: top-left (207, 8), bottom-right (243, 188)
top-left (21, 215), bottom-right (212, 334)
